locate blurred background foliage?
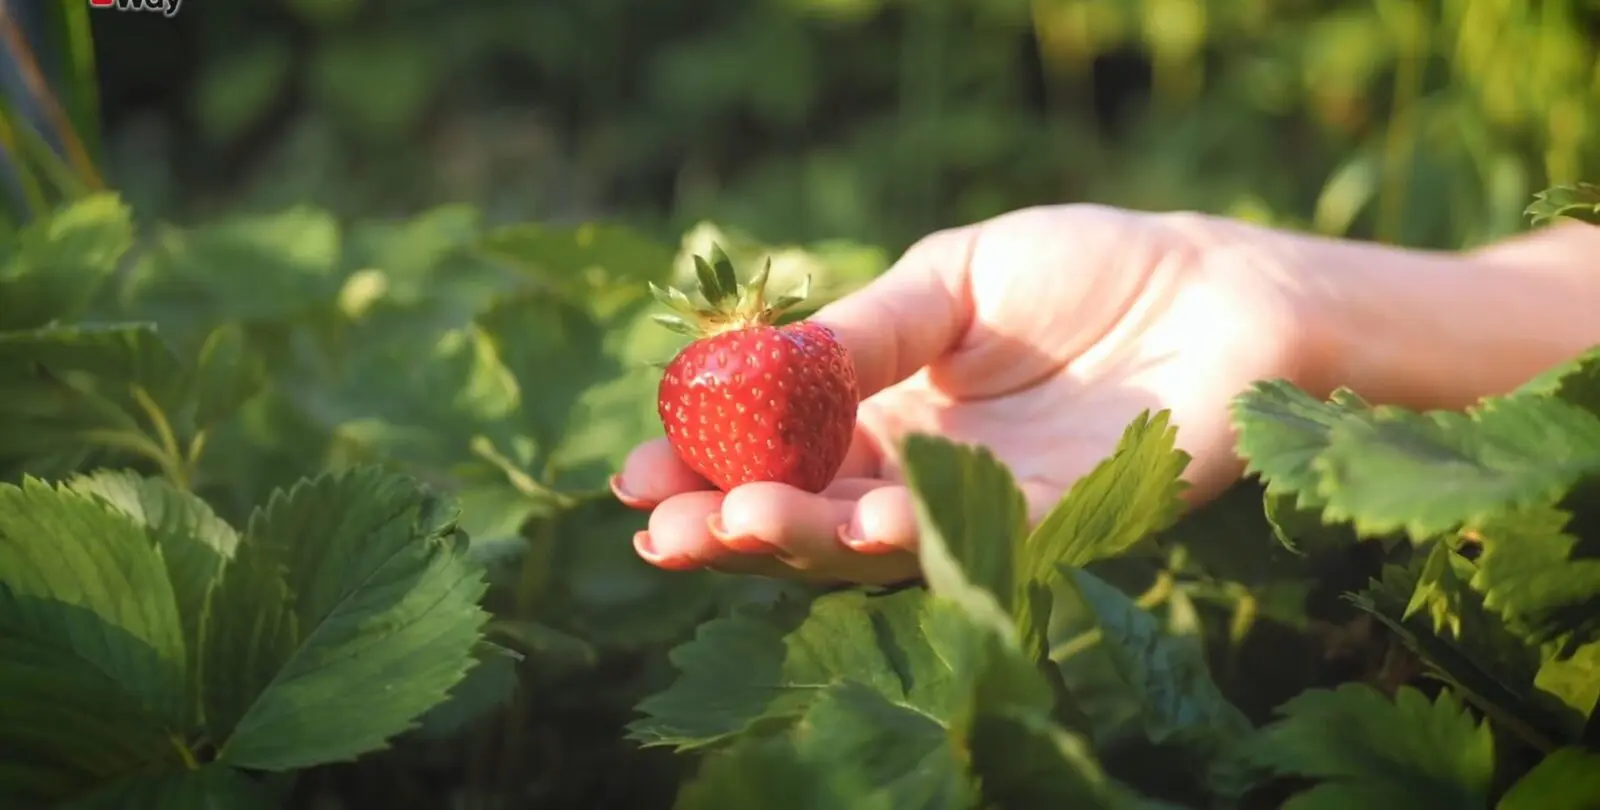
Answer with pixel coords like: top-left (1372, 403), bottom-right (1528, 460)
top-left (0, 0), bottom-right (1596, 808)
top-left (7, 0), bottom-right (1597, 253)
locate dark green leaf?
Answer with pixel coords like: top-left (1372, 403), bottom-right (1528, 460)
top-left (1047, 568), bottom-right (1251, 755)
top-left (206, 467), bottom-right (490, 770)
top-left (1241, 685), bottom-right (1494, 809)
top-left (673, 736), bottom-right (889, 810)
top-left (61, 765), bottom-right (277, 810)
top-left (1350, 560), bottom-right (1585, 749)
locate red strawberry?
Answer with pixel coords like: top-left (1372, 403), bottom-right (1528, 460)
top-left (651, 246), bottom-right (859, 493)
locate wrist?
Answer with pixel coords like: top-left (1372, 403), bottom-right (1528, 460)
top-left (1292, 223), bottom-right (1600, 411)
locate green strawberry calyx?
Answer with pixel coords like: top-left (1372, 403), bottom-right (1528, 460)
top-left (648, 243), bottom-right (812, 339)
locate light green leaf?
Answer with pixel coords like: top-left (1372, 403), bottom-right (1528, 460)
top-left (131, 206), bottom-right (343, 324)
top-left (187, 324), bottom-right (268, 429)
top-left (1403, 539), bottom-right (1471, 638)
top-left (1531, 641), bottom-right (1600, 740)
top-left (1047, 568), bottom-right (1251, 755)
top-left (1313, 398), bottom-right (1600, 540)
top-left (1496, 747), bottom-right (1600, 810)
top-left (1230, 380), bottom-right (1370, 504)
top-left (1512, 345), bottom-right (1600, 416)
top-left (0, 478), bottom-right (191, 805)
top-left (0, 478), bottom-right (189, 723)
top-left (206, 467), bottom-right (490, 770)
top-left (1242, 685), bottom-right (1494, 809)
top-left (1473, 505), bottom-right (1600, 653)
top-left (1525, 182), bottom-right (1600, 226)
top-left (60, 765), bottom-right (277, 810)
top-left (1023, 409), bottom-right (1190, 575)
top-left (68, 470), bottom-right (239, 688)
top-left (0, 192), bottom-right (133, 330)
top-left (898, 433), bottom-right (1028, 623)
top-left (476, 220), bottom-right (677, 307)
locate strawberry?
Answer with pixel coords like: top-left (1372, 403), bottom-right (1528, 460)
top-left (650, 246), bottom-right (859, 494)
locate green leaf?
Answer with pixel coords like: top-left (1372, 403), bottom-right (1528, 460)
top-left (0, 478), bottom-right (191, 804)
top-left (205, 467), bottom-right (490, 770)
top-left (476, 220), bottom-right (677, 306)
top-left (1313, 397), bottom-right (1600, 540)
top-left (899, 434), bottom-right (1028, 620)
top-left (968, 708), bottom-right (1138, 810)
top-left (1512, 345), bottom-right (1600, 416)
top-left (60, 765), bottom-right (277, 810)
top-left (1046, 568), bottom-right (1251, 758)
top-left (0, 192), bottom-right (133, 330)
top-left (673, 736), bottom-right (889, 810)
top-left (187, 324), bottom-right (268, 428)
top-left (791, 681), bottom-right (977, 810)
top-left (1525, 182), bottom-right (1600, 227)
top-left (1349, 560), bottom-right (1586, 749)
top-left (1496, 747), bottom-right (1600, 810)
top-left (131, 206), bottom-right (343, 324)
top-left (1231, 380), bottom-right (1370, 504)
top-left (68, 470), bottom-right (240, 694)
top-left (1473, 505), bottom-right (1600, 653)
top-left (1403, 539), bottom-right (1471, 638)
top-left (0, 323), bottom-right (191, 462)
top-left (1022, 409), bottom-right (1190, 576)
top-left (1242, 685), bottom-right (1494, 809)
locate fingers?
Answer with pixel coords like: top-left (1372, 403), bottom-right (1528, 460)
top-left (810, 225), bottom-right (978, 399)
top-left (636, 481), bottom-right (919, 586)
top-left (631, 474), bottom-right (1071, 585)
top-left (612, 438), bottom-right (712, 508)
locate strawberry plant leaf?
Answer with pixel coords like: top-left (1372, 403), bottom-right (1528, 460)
top-left (1511, 345), bottom-right (1600, 416)
top-left (968, 708), bottom-right (1148, 810)
top-left (1313, 397), bottom-right (1600, 540)
top-left (1231, 380), bottom-right (1370, 505)
top-left (1046, 568), bottom-right (1252, 767)
top-left (628, 589), bottom-right (922, 750)
top-left (59, 765), bottom-right (277, 810)
top-left (130, 206), bottom-right (344, 325)
top-left (791, 680), bottom-right (979, 810)
top-left (0, 192), bottom-right (133, 331)
top-left (1472, 505), bottom-right (1600, 654)
top-left (1496, 747), bottom-right (1600, 810)
top-left (1240, 684), bottom-right (1494, 808)
top-left (1525, 182), bottom-right (1600, 227)
top-left (187, 324), bottom-right (268, 428)
top-left (67, 470), bottom-right (240, 696)
top-left (899, 434), bottom-right (1028, 620)
top-left (0, 478), bottom-right (192, 805)
top-left (0, 323), bottom-right (191, 460)
top-left (672, 736), bottom-right (889, 810)
top-left (476, 220), bottom-right (676, 306)
top-left (1022, 409), bottom-right (1191, 577)
top-left (204, 466), bottom-right (490, 770)
top-left (1349, 560), bottom-right (1586, 749)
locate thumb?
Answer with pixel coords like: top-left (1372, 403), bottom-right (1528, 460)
top-left (808, 225), bottom-right (977, 399)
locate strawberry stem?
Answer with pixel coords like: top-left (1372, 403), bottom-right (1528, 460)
top-left (649, 242), bottom-right (812, 338)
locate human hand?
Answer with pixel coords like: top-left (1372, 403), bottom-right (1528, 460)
top-left (612, 204), bottom-right (1322, 585)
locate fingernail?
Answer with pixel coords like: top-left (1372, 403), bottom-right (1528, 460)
top-left (610, 474), bottom-right (657, 510)
top-left (633, 530), bottom-right (699, 571)
top-left (706, 515), bottom-right (777, 555)
top-left (836, 523), bottom-right (899, 555)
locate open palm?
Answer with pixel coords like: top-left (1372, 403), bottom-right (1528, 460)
top-left (613, 204), bottom-right (1315, 584)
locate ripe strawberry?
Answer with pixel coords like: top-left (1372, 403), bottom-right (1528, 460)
top-left (651, 246), bottom-right (859, 493)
